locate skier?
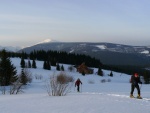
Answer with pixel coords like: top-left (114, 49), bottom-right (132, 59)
top-left (75, 78), bottom-right (82, 92)
top-left (130, 73), bottom-right (142, 99)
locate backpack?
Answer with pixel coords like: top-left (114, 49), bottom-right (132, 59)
top-left (130, 75), bottom-right (133, 83)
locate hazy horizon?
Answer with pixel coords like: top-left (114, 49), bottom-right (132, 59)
top-left (0, 0), bottom-right (150, 47)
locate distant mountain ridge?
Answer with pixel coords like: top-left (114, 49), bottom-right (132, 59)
top-left (19, 41), bottom-right (150, 66)
top-left (0, 46), bottom-right (21, 52)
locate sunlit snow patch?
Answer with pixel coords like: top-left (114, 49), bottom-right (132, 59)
top-left (96, 45), bottom-right (107, 50)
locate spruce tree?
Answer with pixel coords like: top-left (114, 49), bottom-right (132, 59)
top-left (97, 66), bottom-right (103, 76)
top-left (61, 65), bottom-right (64, 71)
top-left (47, 61), bottom-right (51, 70)
top-left (82, 71), bottom-right (85, 76)
top-left (20, 68), bottom-right (27, 85)
top-left (32, 59), bottom-right (37, 68)
top-left (56, 63), bottom-right (60, 71)
top-left (0, 49), bottom-right (18, 86)
top-left (110, 71), bottom-right (113, 77)
top-left (43, 61), bottom-right (47, 69)
top-left (143, 70), bottom-right (150, 84)
top-left (51, 58), bottom-right (56, 66)
top-left (20, 57), bottom-right (25, 68)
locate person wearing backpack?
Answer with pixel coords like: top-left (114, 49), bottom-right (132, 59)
top-left (75, 78), bottom-right (82, 92)
top-left (130, 73), bottom-right (142, 99)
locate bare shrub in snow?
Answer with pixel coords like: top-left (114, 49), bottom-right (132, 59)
top-left (10, 81), bottom-right (24, 94)
top-left (101, 79), bottom-right (106, 83)
top-left (68, 65), bottom-right (75, 72)
top-left (46, 72), bottom-right (74, 96)
top-left (0, 86), bottom-right (6, 94)
top-left (10, 68), bottom-right (32, 94)
top-left (88, 79), bottom-right (95, 84)
top-left (23, 68), bottom-right (32, 83)
top-left (34, 74), bottom-right (43, 80)
top-left (100, 79), bottom-right (111, 83)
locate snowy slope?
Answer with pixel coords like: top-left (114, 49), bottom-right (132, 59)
top-left (0, 58), bottom-right (150, 113)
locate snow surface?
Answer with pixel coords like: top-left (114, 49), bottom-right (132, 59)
top-left (140, 50), bottom-right (149, 54)
top-left (0, 58), bottom-right (150, 113)
top-left (96, 45), bottom-right (107, 50)
top-left (37, 38), bottom-right (58, 44)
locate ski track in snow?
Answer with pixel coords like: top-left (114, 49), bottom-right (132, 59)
top-left (1, 92), bottom-right (150, 113)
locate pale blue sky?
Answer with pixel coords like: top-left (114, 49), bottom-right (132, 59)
top-left (0, 0), bottom-right (150, 47)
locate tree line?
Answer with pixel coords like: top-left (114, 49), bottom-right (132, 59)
top-left (8, 50), bottom-right (102, 68)
top-left (1, 49), bottom-right (150, 84)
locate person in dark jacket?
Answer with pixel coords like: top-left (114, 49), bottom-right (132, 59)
top-left (75, 78), bottom-right (82, 92)
top-left (130, 73), bottom-right (142, 99)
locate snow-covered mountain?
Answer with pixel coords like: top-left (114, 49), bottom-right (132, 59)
top-left (19, 40), bottom-right (150, 66)
top-left (0, 46), bottom-right (22, 52)
top-left (0, 39), bottom-right (57, 52)
top-left (20, 39), bottom-right (150, 55)
top-left (36, 39), bottom-right (59, 44)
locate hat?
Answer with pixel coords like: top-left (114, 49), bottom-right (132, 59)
top-left (134, 73), bottom-right (138, 77)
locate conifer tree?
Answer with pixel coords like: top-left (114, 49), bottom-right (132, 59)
top-left (47, 61), bottom-right (51, 70)
top-left (82, 71), bottom-right (85, 76)
top-left (61, 65), bottom-right (64, 71)
top-left (0, 49), bottom-right (18, 86)
top-left (51, 58), bottom-right (56, 66)
top-left (43, 61), bottom-right (47, 69)
top-left (97, 66), bottom-right (103, 76)
top-left (20, 57), bottom-right (25, 68)
top-left (20, 68), bottom-right (27, 85)
top-left (32, 59), bottom-right (36, 68)
top-left (143, 70), bottom-right (150, 84)
top-left (56, 63), bottom-right (60, 71)
top-left (109, 71), bottom-right (113, 77)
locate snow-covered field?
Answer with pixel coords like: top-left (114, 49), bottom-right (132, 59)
top-left (0, 58), bottom-right (150, 113)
